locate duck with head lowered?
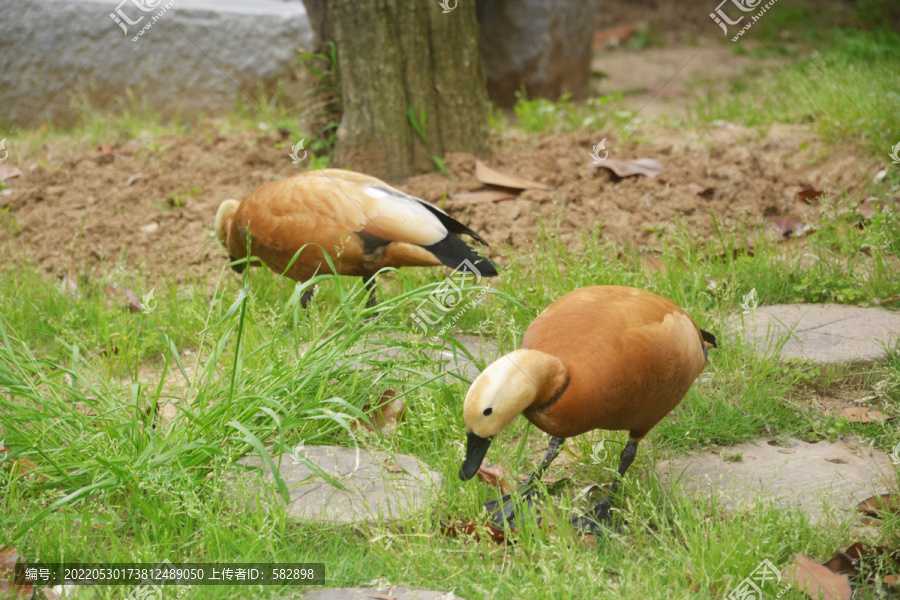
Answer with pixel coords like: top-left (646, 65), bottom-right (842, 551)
top-left (459, 285), bottom-right (716, 533)
top-left (215, 169), bottom-right (497, 307)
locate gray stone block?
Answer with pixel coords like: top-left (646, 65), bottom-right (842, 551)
top-left (729, 304), bottom-right (900, 363)
top-left (237, 445), bottom-right (442, 524)
top-left (0, 0), bottom-right (313, 126)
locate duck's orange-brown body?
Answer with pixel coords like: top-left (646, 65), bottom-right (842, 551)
top-left (219, 169), bottom-right (495, 282)
top-left (521, 286), bottom-right (708, 440)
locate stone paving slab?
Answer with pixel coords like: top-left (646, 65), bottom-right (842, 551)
top-left (289, 589), bottom-right (465, 600)
top-left (729, 304), bottom-right (900, 363)
top-left (238, 446), bottom-right (441, 525)
top-left (656, 436), bottom-right (898, 522)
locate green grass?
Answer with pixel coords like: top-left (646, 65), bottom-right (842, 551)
top-left (696, 27), bottom-right (900, 159)
top-left (1, 205), bottom-right (898, 599)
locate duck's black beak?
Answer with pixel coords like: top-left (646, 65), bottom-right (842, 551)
top-left (459, 432), bottom-right (492, 481)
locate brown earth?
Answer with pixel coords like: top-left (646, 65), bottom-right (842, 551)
top-left (0, 120), bottom-right (881, 286)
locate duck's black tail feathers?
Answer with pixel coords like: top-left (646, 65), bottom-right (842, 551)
top-left (423, 234), bottom-right (499, 278)
top-left (700, 329), bottom-right (718, 349)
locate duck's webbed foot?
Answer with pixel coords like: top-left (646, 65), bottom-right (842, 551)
top-left (483, 436), bottom-right (565, 527)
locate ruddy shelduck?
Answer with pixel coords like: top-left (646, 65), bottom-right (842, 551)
top-left (215, 169), bottom-right (497, 306)
top-left (459, 285), bottom-right (716, 533)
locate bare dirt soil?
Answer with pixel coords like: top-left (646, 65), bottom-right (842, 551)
top-left (0, 119), bottom-right (879, 285)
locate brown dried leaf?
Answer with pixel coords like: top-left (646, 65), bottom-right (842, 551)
top-left (104, 284), bottom-right (143, 313)
top-left (593, 24), bottom-right (637, 47)
top-left (768, 215), bottom-right (809, 238)
top-left (822, 553), bottom-right (857, 576)
top-left (0, 545), bottom-right (33, 600)
top-left (477, 462), bottom-right (513, 495)
top-left (872, 294), bottom-right (900, 306)
top-left (746, 215), bottom-right (810, 251)
top-left (474, 159), bottom-right (551, 191)
top-left (838, 407), bottom-right (890, 423)
top-left (885, 574), bottom-right (898, 586)
top-left (783, 554), bottom-right (852, 600)
top-left (592, 157), bottom-right (664, 178)
top-left (442, 522), bottom-right (507, 544)
top-left (0, 166), bottom-right (23, 181)
top-left (797, 187), bottom-right (825, 203)
top-left (359, 390), bottom-right (405, 432)
top-left (857, 197), bottom-right (898, 221)
top-left (450, 190), bottom-right (518, 203)
top-left (125, 173), bottom-right (143, 186)
top-left (59, 272), bottom-right (79, 295)
top-left (96, 143), bottom-right (115, 154)
top-left (856, 494), bottom-right (900, 520)
top-left (686, 183), bottom-right (716, 197)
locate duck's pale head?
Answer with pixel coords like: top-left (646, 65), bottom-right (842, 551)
top-left (459, 349), bottom-right (565, 480)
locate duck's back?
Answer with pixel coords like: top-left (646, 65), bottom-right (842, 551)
top-left (522, 286), bottom-right (707, 439)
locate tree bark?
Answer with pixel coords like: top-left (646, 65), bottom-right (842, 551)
top-left (306, 0), bottom-right (490, 180)
top-left (477, 0), bottom-right (596, 108)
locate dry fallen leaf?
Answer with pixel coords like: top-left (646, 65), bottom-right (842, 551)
top-left (857, 197), bottom-right (897, 221)
top-left (474, 159), bottom-right (551, 191)
top-left (872, 294), bottom-right (900, 306)
top-left (0, 166), bottom-right (23, 181)
top-left (593, 24), bottom-right (637, 47)
top-left (358, 390), bottom-right (405, 432)
top-left (885, 574), bottom-right (898, 586)
top-left (449, 190), bottom-right (518, 203)
top-left (125, 173), bottom-right (143, 186)
top-left (442, 522), bottom-right (507, 544)
top-left (96, 143), bottom-right (115, 154)
top-left (838, 407), bottom-right (890, 423)
top-left (856, 494), bottom-right (900, 521)
top-left (783, 554), bottom-right (852, 600)
top-left (0, 545), bottom-right (33, 600)
top-left (746, 215), bottom-right (810, 251)
top-left (104, 284), bottom-right (143, 313)
top-left (686, 183), bottom-right (716, 197)
top-left (797, 187), bottom-right (824, 203)
top-left (592, 157), bottom-right (664, 178)
top-left (477, 462), bottom-right (514, 495)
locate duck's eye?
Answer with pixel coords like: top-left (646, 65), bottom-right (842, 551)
top-left (483, 407), bottom-right (493, 416)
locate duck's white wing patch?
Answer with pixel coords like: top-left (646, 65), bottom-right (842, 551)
top-left (359, 184), bottom-right (447, 245)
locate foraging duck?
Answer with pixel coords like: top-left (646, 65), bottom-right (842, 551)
top-left (215, 169), bottom-right (497, 306)
top-left (459, 285), bottom-right (716, 533)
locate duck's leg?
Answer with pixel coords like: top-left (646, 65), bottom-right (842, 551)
top-left (485, 436), bottom-right (565, 527)
top-left (299, 288), bottom-right (316, 309)
top-left (571, 438), bottom-right (639, 534)
top-left (362, 276), bottom-right (378, 310)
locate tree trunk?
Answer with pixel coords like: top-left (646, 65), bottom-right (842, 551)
top-left (477, 0), bottom-right (596, 108)
top-left (306, 0), bottom-right (490, 181)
